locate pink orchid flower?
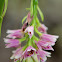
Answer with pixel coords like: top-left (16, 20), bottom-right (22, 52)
top-left (10, 46), bottom-right (36, 60)
top-left (6, 29), bottom-right (24, 39)
top-left (37, 49), bottom-right (51, 62)
top-left (38, 24), bottom-right (48, 33)
top-left (10, 47), bottom-right (23, 59)
top-left (24, 26), bottom-right (34, 39)
top-left (4, 38), bottom-right (20, 48)
top-left (36, 41), bottom-right (54, 51)
top-left (23, 46), bottom-right (36, 59)
top-left (40, 34), bottom-right (59, 46)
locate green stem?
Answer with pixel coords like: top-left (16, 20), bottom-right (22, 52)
top-left (28, 38), bottom-right (33, 46)
top-left (31, 0), bottom-right (33, 16)
top-left (33, 0), bottom-right (38, 17)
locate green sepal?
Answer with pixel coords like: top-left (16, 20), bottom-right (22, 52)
top-left (37, 6), bottom-right (44, 22)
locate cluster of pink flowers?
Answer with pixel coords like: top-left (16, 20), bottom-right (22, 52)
top-left (4, 12), bottom-right (59, 62)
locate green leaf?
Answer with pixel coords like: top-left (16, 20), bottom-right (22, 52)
top-left (0, 0), bottom-right (8, 36)
top-left (37, 6), bottom-right (44, 22)
top-left (0, 0), bottom-right (5, 36)
top-left (22, 16), bottom-right (27, 24)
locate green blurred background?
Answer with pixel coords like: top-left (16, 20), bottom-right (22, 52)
top-left (0, 0), bottom-right (62, 62)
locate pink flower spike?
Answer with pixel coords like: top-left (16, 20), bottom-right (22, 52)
top-left (24, 26), bottom-right (34, 39)
top-left (23, 46), bottom-right (36, 59)
top-left (37, 49), bottom-right (51, 62)
top-left (38, 24), bottom-right (48, 33)
top-left (40, 34), bottom-right (59, 46)
top-left (4, 38), bottom-right (20, 48)
top-left (6, 29), bottom-right (24, 39)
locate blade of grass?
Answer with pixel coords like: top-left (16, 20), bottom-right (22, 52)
top-left (0, 0), bottom-right (5, 36)
top-left (37, 5), bottom-right (44, 22)
top-left (0, 0), bottom-right (8, 36)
